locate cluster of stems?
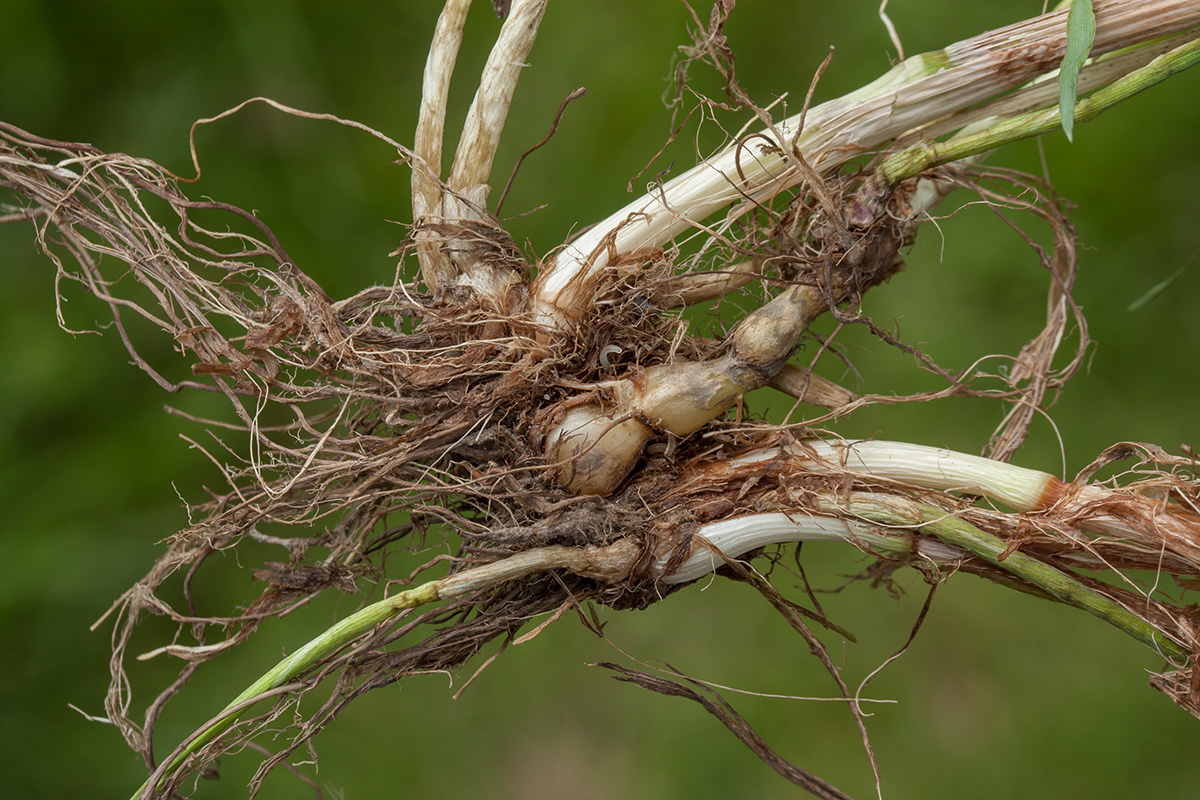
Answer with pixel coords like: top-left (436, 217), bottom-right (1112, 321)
top-left (136, 436), bottom-right (1198, 797)
top-left (121, 1), bottom-right (1200, 795)
top-left (541, 0), bottom-right (1200, 495)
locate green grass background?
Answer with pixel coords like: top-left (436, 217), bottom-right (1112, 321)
top-left (2, 2), bottom-right (1199, 798)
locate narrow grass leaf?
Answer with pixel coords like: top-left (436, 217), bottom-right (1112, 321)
top-left (1059, 0), bottom-right (1096, 141)
top-left (1128, 264), bottom-right (1191, 312)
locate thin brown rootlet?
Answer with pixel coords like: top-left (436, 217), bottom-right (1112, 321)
top-left (4, 5), bottom-right (1200, 798)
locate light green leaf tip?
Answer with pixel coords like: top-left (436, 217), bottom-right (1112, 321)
top-left (1059, 0), bottom-right (1097, 142)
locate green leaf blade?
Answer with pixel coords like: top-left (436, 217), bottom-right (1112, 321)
top-left (1060, 0), bottom-right (1097, 141)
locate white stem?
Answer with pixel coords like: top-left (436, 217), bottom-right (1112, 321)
top-left (413, 0), bottom-right (473, 291)
top-left (531, 48), bottom-right (946, 321)
top-left (656, 511), bottom-right (958, 584)
top-left (448, 0), bottom-right (549, 207)
top-left (732, 439), bottom-right (1060, 512)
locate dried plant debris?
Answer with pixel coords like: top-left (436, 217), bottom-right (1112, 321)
top-left (3, 2), bottom-right (1200, 797)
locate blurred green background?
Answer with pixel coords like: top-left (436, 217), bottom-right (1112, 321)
top-left (2, 2), bottom-right (1199, 798)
